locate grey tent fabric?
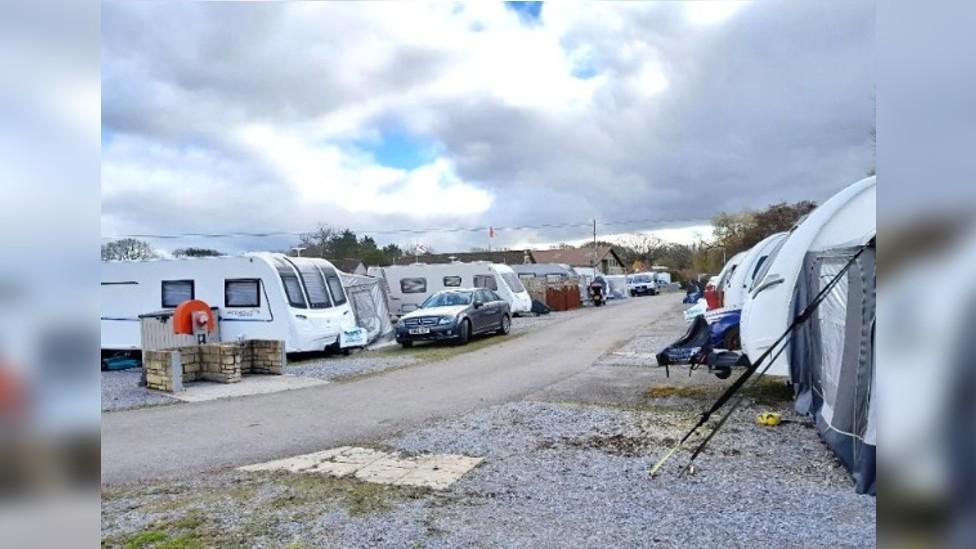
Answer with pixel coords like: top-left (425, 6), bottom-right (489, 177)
top-left (790, 244), bottom-right (876, 495)
top-left (340, 272), bottom-right (394, 345)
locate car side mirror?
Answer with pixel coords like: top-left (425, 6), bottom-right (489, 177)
top-left (473, 301), bottom-right (483, 309)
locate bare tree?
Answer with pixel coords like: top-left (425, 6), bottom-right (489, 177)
top-left (101, 238), bottom-right (158, 261)
top-left (173, 247), bottom-right (223, 258)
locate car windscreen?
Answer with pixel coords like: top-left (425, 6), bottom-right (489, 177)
top-left (422, 291), bottom-right (473, 308)
top-left (632, 275), bottom-right (652, 283)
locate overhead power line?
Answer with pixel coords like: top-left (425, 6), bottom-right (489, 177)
top-left (103, 216), bottom-right (707, 241)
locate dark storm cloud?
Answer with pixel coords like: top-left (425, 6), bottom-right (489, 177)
top-left (101, 1), bottom-right (875, 252)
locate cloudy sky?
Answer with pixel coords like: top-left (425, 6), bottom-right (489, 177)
top-left (101, 1), bottom-right (874, 254)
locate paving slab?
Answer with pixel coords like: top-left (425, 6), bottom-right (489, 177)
top-left (169, 374), bottom-right (328, 403)
top-left (238, 446), bottom-right (484, 490)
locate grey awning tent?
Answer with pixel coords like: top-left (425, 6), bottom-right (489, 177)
top-left (340, 272), bottom-right (395, 345)
top-left (790, 242), bottom-right (876, 495)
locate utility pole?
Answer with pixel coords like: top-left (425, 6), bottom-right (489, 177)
top-left (592, 218), bottom-right (597, 269)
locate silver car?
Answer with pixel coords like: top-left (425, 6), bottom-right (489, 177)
top-left (394, 288), bottom-right (511, 347)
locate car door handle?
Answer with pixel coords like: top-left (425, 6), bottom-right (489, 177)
top-left (295, 314), bottom-right (307, 319)
top-left (751, 274), bottom-right (784, 298)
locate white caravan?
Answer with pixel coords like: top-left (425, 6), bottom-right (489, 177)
top-left (721, 232), bottom-right (788, 309)
top-left (101, 253), bottom-right (357, 353)
top-left (368, 262), bottom-right (532, 316)
top-left (714, 251), bottom-right (747, 298)
top-left (740, 176), bottom-right (876, 377)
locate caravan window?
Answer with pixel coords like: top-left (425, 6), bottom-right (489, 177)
top-left (500, 273), bottom-right (525, 293)
top-left (321, 266), bottom-right (347, 306)
top-left (273, 258), bottom-right (307, 308)
top-left (161, 280), bottom-right (194, 308)
top-left (401, 278), bottom-right (427, 294)
top-left (225, 279), bottom-right (261, 308)
top-left (294, 263), bottom-right (332, 309)
top-left (749, 238), bottom-right (787, 293)
top-left (443, 276), bottom-right (462, 287)
top-left (473, 274), bottom-right (497, 291)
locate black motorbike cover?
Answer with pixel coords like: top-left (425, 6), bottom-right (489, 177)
top-left (656, 315), bottom-right (712, 366)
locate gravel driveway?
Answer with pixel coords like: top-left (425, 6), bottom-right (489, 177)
top-left (102, 398), bottom-right (874, 548)
top-left (101, 370), bottom-right (178, 412)
top-left (102, 305), bottom-right (590, 412)
top-left (102, 295), bottom-right (875, 547)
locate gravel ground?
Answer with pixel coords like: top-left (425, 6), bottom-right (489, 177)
top-left (101, 370), bottom-right (178, 412)
top-left (102, 397), bottom-right (874, 548)
top-left (102, 299), bottom-right (875, 547)
top-left (102, 296), bottom-right (874, 546)
top-left (285, 351), bottom-right (420, 381)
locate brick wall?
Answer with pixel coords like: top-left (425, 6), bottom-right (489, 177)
top-left (143, 340), bottom-right (285, 393)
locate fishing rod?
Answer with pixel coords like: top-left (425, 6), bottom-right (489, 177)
top-left (649, 242), bottom-right (870, 478)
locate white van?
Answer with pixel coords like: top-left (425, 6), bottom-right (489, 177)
top-left (368, 262), bottom-right (532, 316)
top-left (101, 253), bottom-right (357, 353)
top-left (627, 272), bottom-right (658, 296)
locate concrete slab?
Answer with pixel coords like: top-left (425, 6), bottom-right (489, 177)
top-left (238, 446), bottom-right (484, 490)
top-left (170, 375), bottom-right (328, 403)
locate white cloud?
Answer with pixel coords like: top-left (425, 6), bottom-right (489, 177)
top-left (235, 123), bottom-right (492, 217)
top-left (102, 1), bottom-right (874, 253)
top-left (684, 1), bottom-right (751, 26)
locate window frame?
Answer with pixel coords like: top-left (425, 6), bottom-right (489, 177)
top-left (321, 266), bottom-right (347, 306)
top-left (161, 279), bottom-right (195, 308)
top-left (273, 257), bottom-right (308, 309)
top-left (287, 258), bottom-right (333, 309)
top-left (400, 277), bottom-right (427, 294)
top-left (224, 278), bottom-right (261, 308)
top-left (443, 275), bottom-right (463, 288)
top-left (500, 272), bottom-right (525, 293)
top-left (473, 274), bottom-right (498, 291)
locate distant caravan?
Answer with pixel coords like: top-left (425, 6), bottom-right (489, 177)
top-left (368, 262), bottom-right (532, 317)
top-left (101, 253), bottom-right (358, 353)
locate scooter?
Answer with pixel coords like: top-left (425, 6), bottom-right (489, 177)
top-left (589, 282), bottom-right (605, 307)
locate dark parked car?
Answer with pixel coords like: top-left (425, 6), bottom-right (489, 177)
top-left (395, 288), bottom-right (511, 348)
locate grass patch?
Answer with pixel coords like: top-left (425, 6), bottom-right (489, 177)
top-left (644, 385), bottom-right (714, 400)
top-left (122, 530), bottom-right (168, 549)
top-left (740, 378), bottom-right (794, 405)
top-left (643, 378), bottom-right (793, 406)
top-left (268, 472), bottom-right (428, 517)
top-left (379, 332), bottom-right (523, 365)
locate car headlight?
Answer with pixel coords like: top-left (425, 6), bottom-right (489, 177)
top-left (438, 317), bottom-right (454, 325)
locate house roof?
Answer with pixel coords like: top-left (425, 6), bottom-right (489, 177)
top-left (392, 250), bottom-right (532, 266)
top-left (509, 263), bottom-right (576, 277)
top-left (530, 245), bottom-right (621, 268)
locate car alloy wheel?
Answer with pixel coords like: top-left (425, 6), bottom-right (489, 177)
top-left (497, 314), bottom-right (511, 335)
